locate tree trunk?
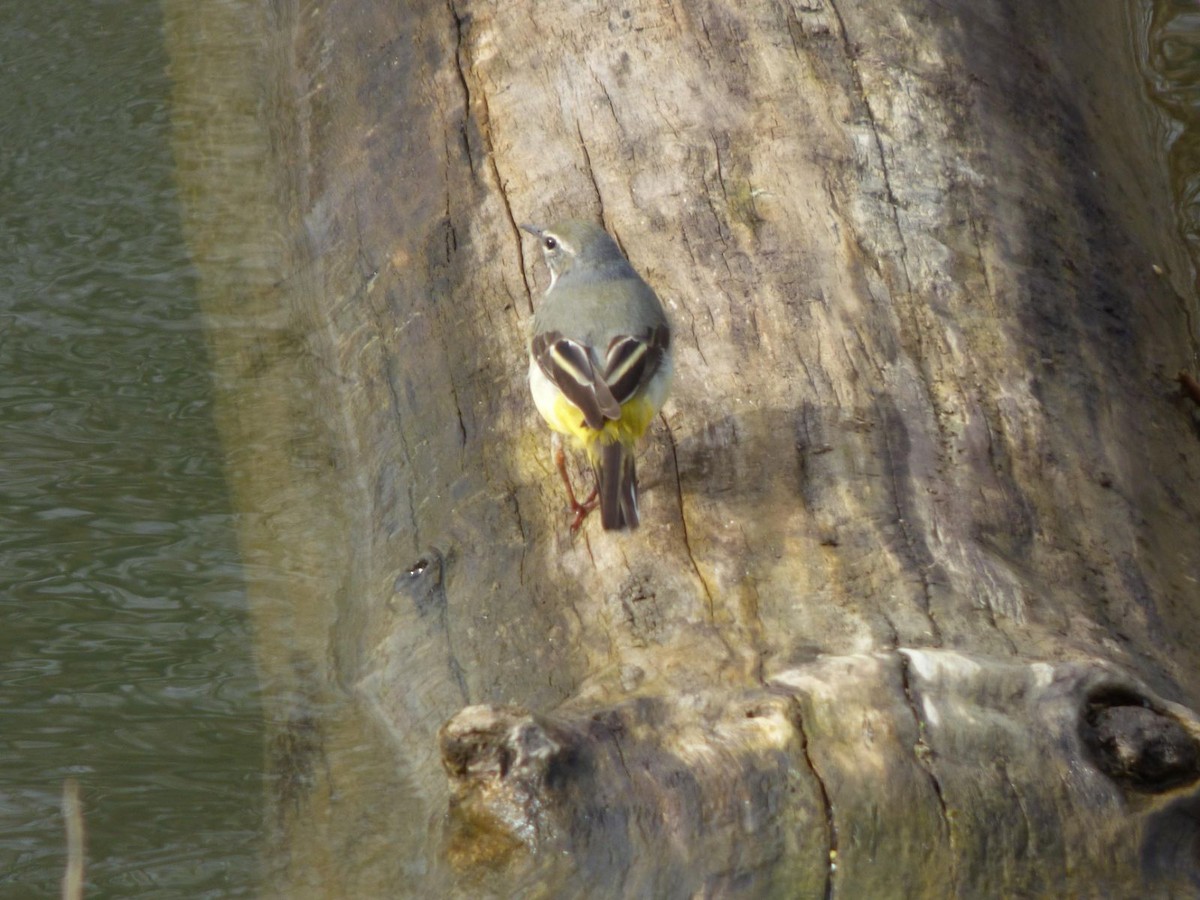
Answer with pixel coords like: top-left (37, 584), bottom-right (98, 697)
top-left (167, 0), bottom-right (1200, 895)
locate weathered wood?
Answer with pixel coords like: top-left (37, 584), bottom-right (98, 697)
top-left (168, 0), bottom-right (1200, 895)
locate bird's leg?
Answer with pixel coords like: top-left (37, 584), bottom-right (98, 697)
top-left (554, 438), bottom-right (598, 533)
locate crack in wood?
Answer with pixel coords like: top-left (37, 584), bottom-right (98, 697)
top-left (448, 380), bottom-right (468, 448)
top-left (447, 0), bottom-right (533, 315)
top-left (735, 524), bottom-right (769, 684)
top-left (575, 119), bottom-right (607, 226)
top-left (509, 488), bottom-right (529, 586)
top-left (897, 651), bottom-right (956, 883)
top-left (662, 413), bottom-right (715, 622)
top-left (402, 548), bottom-right (471, 704)
top-left (824, 0), bottom-right (913, 299)
top-left (995, 757), bottom-right (1036, 865)
top-left (447, 0), bottom-right (476, 178)
top-left (789, 699), bottom-right (838, 900)
top-left (589, 68), bottom-right (624, 146)
top-left (380, 350), bottom-right (422, 549)
top-left (876, 398), bottom-right (944, 644)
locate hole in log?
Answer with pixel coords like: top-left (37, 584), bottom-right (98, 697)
top-left (1081, 689), bottom-right (1200, 793)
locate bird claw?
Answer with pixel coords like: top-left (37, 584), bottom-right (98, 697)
top-left (555, 441), bottom-right (599, 534)
top-left (568, 489), bottom-right (599, 534)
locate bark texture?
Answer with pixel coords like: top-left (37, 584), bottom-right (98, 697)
top-left (168, 0), bottom-right (1200, 895)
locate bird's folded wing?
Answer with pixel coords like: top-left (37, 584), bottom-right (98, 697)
top-left (604, 325), bottom-right (670, 406)
top-left (531, 331), bottom-right (621, 430)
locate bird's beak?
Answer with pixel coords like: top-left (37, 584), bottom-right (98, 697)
top-left (519, 223), bottom-right (542, 237)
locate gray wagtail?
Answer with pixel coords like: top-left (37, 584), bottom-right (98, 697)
top-left (523, 220), bottom-right (673, 531)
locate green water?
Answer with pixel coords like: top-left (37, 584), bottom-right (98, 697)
top-left (0, 2), bottom-right (263, 896)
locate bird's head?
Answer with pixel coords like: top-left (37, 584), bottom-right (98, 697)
top-left (520, 220), bottom-right (623, 289)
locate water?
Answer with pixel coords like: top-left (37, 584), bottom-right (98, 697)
top-left (0, 2), bottom-right (263, 896)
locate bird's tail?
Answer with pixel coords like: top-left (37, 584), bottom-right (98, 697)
top-left (596, 441), bottom-right (639, 530)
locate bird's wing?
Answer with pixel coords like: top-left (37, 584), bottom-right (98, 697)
top-left (603, 324), bottom-right (670, 406)
top-left (531, 331), bottom-right (621, 430)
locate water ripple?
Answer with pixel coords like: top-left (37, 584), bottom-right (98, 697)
top-left (0, 1), bottom-right (264, 895)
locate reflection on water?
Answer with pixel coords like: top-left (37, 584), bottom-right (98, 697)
top-left (0, 1), bottom-right (263, 896)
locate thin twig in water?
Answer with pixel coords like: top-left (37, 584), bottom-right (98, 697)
top-left (61, 778), bottom-right (85, 900)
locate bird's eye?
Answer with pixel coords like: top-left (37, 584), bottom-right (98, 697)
top-left (543, 236), bottom-right (557, 251)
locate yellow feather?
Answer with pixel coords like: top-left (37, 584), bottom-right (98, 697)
top-left (545, 390), bottom-right (656, 463)
top-left (528, 352), bottom-right (668, 466)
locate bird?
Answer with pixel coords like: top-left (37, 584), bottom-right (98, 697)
top-left (523, 220), bottom-right (673, 531)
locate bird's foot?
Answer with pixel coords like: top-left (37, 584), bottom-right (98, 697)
top-left (554, 442), bottom-right (598, 534)
top-left (568, 488), bottom-right (599, 534)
